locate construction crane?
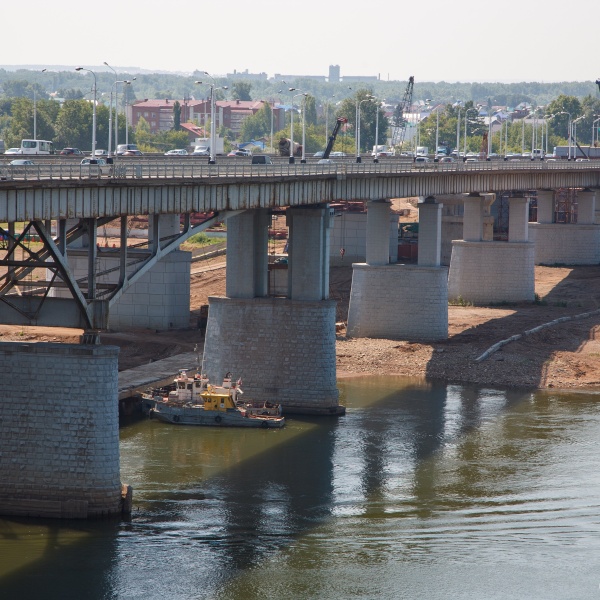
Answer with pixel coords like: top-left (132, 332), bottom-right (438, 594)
top-left (391, 76), bottom-right (414, 151)
top-left (322, 117), bottom-right (349, 159)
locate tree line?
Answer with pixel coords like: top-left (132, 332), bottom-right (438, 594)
top-left (1, 67), bottom-right (599, 154)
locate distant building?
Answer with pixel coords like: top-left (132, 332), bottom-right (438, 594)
top-left (273, 73), bottom-right (327, 82)
top-left (342, 74), bottom-right (380, 83)
top-left (226, 69), bottom-right (269, 81)
top-left (329, 65), bottom-right (340, 83)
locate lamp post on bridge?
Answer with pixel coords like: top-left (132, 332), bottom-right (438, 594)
top-left (463, 107), bottom-right (477, 158)
top-left (33, 68), bottom-right (47, 141)
top-left (356, 97), bottom-right (372, 163)
top-left (300, 93), bottom-right (309, 164)
top-left (556, 110), bottom-right (572, 159)
top-left (75, 67), bottom-right (97, 158)
top-left (290, 90), bottom-right (306, 164)
top-left (572, 115), bottom-right (585, 158)
top-left (196, 73), bottom-right (228, 164)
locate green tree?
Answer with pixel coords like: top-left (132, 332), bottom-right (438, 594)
top-left (54, 100), bottom-right (94, 149)
top-left (545, 95), bottom-right (582, 139)
top-left (134, 116), bottom-right (152, 151)
top-left (2, 79), bottom-right (32, 98)
top-left (173, 101), bottom-right (181, 131)
top-left (231, 81), bottom-right (252, 101)
top-left (239, 103), bottom-right (271, 142)
top-left (335, 90), bottom-right (388, 152)
top-left (304, 95), bottom-right (317, 127)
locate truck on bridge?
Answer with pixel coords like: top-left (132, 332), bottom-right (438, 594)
top-left (278, 138), bottom-right (302, 157)
top-left (552, 145), bottom-right (600, 160)
top-left (193, 137), bottom-right (224, 156)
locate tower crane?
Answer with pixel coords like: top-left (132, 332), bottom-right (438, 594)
top-left (391, 76), bottom-right (414, 151)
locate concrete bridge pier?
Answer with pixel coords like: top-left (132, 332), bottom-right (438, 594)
top-left (530, 189), bottom-right (600, 265)
top-left (347, 198), bottom-right (448, 341)
top-left (449, 193), bottom-right (535, 304)
top-left (0, 342), bottom-right (124, 519)
top-left (202, 207), bottom-right (343, 415)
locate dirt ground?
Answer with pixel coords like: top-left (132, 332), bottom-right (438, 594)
top-left (2, 256), bottom-right (600, 392)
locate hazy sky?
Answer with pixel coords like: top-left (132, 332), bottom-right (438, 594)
top-left (3, 0), bottom-right (598, 83)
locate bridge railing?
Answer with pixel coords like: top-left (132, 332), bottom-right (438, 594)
top-left (0, 158), bottom-right (597, 182)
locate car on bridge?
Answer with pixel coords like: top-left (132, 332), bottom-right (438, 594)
top-left (5, 148), bottom-right (21, 155)
top-left (227, 149), bottom-right (251, 157)
top-left (165, 149), bottom-right (188, 156)
top-left (60, 147), bottom-right (83, 156)
top-left (9, 159), bottom-right (35, 166)
top-left (80, 158), bottom-right (110, 175)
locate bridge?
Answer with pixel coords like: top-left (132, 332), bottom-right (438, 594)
top-left (0, 159), bottom-right (598, 519)
top-left (1, 161), bottom-right (598, 221)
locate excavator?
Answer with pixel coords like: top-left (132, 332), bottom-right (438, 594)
top-left (318, 116), bottom-right (349, 161)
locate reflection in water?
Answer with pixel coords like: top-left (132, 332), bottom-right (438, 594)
top-left (2, 379), bottom-right (600, 599)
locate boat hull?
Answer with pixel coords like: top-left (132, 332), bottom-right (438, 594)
top-left (149, 405), bottom-right (285, 428)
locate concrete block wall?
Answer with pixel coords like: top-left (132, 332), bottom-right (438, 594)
top-left (441, 216), bottom-right (467, 266)
top-left (347, 264), bottom-right (448, 341)
top-left (202, 297), bottom-right (340, 414)
top-left (448, 241), bottom-right (535, 304)
top-left (529, 223), bottom-right (600, 265)
top-left (58, 250), bottom-right (191, 330)
top-left (329, 212), bottom-right (399, 266)
top-left (329, 212), bottom-right (367, 265)
top-left (0, 342), bottom-right (122, 519)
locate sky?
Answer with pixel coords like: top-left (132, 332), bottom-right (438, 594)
top-left (3, 0), bottom-right (599, 84)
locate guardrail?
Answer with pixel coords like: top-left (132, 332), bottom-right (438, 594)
top-left (0, 158), bottom-right (597, 182)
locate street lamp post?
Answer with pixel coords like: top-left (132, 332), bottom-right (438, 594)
top-left (572, 115), bottom-right (584, 158)
top-left (124, 78), bottom-right (135, 146)
top-left (463, 108), bottom-right (477, 157)
top-left (356, 97), bottom-right (371, 163)
top-left (109, 79), bottom-right (132, 157)
top-left (289, 90), bottom-right (305, 164)
top-left (33, 68), bottom-right (47, 141)
top-left (556, 110), bottom-right (572, 159)
top-left (301, 94), bottom-right (309, 164)
top-left (104, 62), bottom-right (117, 156)
top-left (456, 107), bottom-right (461, 156)
top-left (373, 97), bottom-right (380, 163)
top-left (196, 75), bottom-right (228, 164)
top-left (75, 67), bottom-right (97, 157)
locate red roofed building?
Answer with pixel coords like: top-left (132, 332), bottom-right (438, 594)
top-left (129, 98), bottom-right (283, 139)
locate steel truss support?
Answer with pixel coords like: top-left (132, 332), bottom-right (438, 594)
top-left (0, 213), bottom-right (222, 331)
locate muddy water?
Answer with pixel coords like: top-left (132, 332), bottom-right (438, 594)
top-left (2, 377), bottom-right (600, 599)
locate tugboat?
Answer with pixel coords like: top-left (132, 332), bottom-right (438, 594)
top-left (143, 371), bottom-right (285, 429)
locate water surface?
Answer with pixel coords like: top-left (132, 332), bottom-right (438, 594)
top-left (2, 377), bottom-right (600, 599)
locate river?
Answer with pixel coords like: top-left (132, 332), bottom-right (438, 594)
top-left (2, 377), bottom-right (600, 599)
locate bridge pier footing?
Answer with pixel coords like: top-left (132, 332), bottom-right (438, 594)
top-left (449, 194), bottom-right (535, 304)
top-left (347, 197), bottom-right (449, 341)
top-left (202, 296), bottom-right (343, 415)
top-left (0, 341), bottom-right (124, 519)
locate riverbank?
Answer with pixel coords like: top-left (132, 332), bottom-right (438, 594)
top-left (334, 265), bottom-right (600, 390)
top-left (0, 263), bottom-right (599, 392)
